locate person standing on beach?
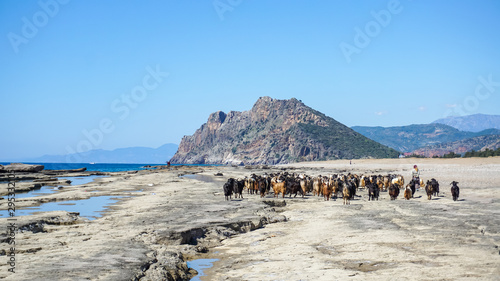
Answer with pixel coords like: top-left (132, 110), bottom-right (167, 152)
top-left (412, 165), bottom-right (420, 190)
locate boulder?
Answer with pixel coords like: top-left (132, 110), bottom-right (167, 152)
top-left (3, 163), bottom-right (45, 173)
top-left (42, 167), bottom-right (86, 174)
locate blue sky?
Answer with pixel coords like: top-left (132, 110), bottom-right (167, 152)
top-left (1, 0), bottom-right (499, 160)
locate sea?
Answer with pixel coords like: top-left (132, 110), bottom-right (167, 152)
top-left (0, 162), bottom-right (218, 220)
top-left (0, 162), bottom-right (217, 173)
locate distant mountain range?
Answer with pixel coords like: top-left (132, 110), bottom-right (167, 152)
top-left (13, 112), bottom-right (499, 164)
top-left (351, 124), bottom-right (500, 153)
top-left (171, 97), bottom-right (399, 165)
top-left (433, 114), bottom-right (500, 132)
top-left (18, 143), bottom-right (178, 164)
top-left (411, 134), bottom-right (500, 157)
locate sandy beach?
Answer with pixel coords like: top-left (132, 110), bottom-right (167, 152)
top-left (1, 158), bottom-right (500, 280)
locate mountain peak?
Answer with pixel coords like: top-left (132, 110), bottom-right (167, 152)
top-left (170, 97), bottom-right (398, 165)
top-left (433, 114), bottom-right (500, 132)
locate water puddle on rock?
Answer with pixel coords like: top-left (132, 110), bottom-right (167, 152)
top-left (0, 196), bottom-right (123, 220)
top-left (187, 259), bottom-right (219, 280)
top-left (2, 185), bottom-right (59, 200)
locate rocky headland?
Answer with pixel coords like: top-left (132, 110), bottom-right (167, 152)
top-left (170, 97), bottom-right (399, 165)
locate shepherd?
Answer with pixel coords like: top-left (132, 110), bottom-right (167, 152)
top-left (411, 165), bottom-right (420, 191)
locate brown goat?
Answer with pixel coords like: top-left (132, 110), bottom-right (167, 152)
top-left (383, 176), bottom-right (390, 191)
top-left (299, 179), bottom-right (308, 195)
top-left (322, 180), bottom-right (333, 201)
top-left (343, 185), bottom-right (351, 205)
top-left (360, 176), bottom-right (366, 188)
top-left (403, 186), bottom-right (412, 200)
top-left (313, 177), bottom-right (322, 196)
top-left (376, 178), bottom-right (384, 192)
top-left (388, 183), bottom-right (400, 200)
top-left (271, 178), bottom-right (286, 198)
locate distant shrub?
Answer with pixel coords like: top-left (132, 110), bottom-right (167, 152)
top-left (463, 147), bottom-right (500, 158)
top-left (407, 154), bottom-right (426, 158)
top-left (442, 151), bottom-right (461, 158)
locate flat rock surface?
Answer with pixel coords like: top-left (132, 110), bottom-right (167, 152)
top-left (206, 158), bottom-right (500, 280)
top-left (0, 166), bottom-right (279, 280)
top-left (1, 158), bottom-right (499, 280)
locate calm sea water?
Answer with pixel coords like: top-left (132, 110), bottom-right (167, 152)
top-left (0, 162), bottom-right (217, 173)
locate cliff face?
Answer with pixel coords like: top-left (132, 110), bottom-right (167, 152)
top-left (170, 97), bottom-right (399, 165)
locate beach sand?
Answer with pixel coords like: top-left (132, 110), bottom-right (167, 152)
top-left (1, 158), bottom-right (499, 280)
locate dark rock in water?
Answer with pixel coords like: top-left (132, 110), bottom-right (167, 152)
top-left (2, 163), bottom-right (44, 173)
top-left (214, 172), bottom-right (223, 176)
top-left (195, 246), bottom-right (209, 253)
top-left (134, 251), bottom-right (197, 281)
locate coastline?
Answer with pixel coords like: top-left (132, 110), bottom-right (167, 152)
top-left (0, 158), bottom-right (499, 280)
top-left (0, 165), bottom-right (284, 280)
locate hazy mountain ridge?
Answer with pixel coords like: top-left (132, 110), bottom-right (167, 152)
top-left (170, 97), bottom-right (399, 165)
top-left (351, 124), bottom-right (500, 153)
top-left (18, 143), bottom-right (178, 164)
top-left (433, 114), bottom-right (500, 132)
top-left (411, 135), bottom-right (500, 157)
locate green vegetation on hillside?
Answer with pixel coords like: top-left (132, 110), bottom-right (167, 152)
top-left (352, 124), bottom-right (500, 152)
top-left (463, 148), bottom-right (500, 157)
top-left (441, 152), bottom-right (461, 158)
top-left (413, 148), bottom-right (500, 159)
top-left (296, 123), bottom-right (400, 159)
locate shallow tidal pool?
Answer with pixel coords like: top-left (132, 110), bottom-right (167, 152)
top-left (187, 259), bottom-right (219, 281)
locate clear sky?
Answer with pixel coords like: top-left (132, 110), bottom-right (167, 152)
top-left (1, 0), bottom-right (499, 160)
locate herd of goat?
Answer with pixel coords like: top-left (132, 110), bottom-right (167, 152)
top-left (223, 172), bottom-right (460, 204)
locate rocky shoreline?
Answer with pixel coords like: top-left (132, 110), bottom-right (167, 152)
top-left (0, 165), bottom-right (286, 280)
top-left (1, 158), bottom-right (500, 280)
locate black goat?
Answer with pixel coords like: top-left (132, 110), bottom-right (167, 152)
top-left (408, 178), bottom-right (418, 198)
top-left (388, 183), bottom-right (400, 200)
top-left (233, 179), bottom-right (244, 199)
top-left (450, 181), bottom-right (460, 201)
top-left (431, 178), bottom-right (440, 197)
top-left (367, 182), bottom-right (379, 201)
top-left (223, 178), bottom-right (235, 200)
